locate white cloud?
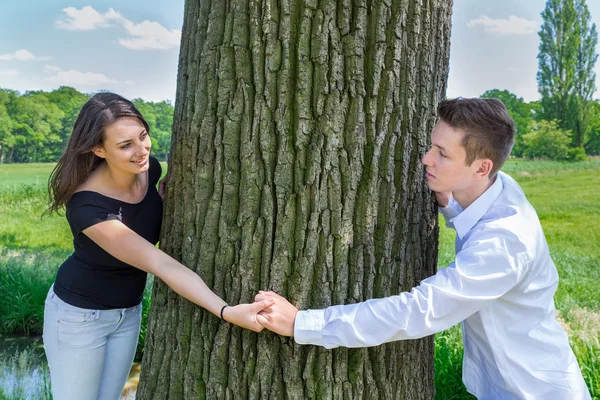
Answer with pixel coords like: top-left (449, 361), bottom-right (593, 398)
top-left (47, 69), bottom-right (118, 85)
top-left (0, 49), bottom-right (49, 61)
top-left (44, 65), bottom-right (62, 72)
top-left (119, 20), bottom-right (181, 50)
top-left (0, 69), bottom-right (18, 76)
top-left (56, 6), bottom-right (180, 50)
top-left (56, 6), bottom-right (122, 31)
top-left (468, 15), bottom-right (538, 36)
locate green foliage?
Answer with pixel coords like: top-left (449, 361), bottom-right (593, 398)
top-left (480, 89), bottom-right (536, 157)
top-left (567, 147), bottom-right (588, 161)
top-left (522, 120), bottom-right (572, 160)
top-left (133, 99), bottom-right (173, 161)
top-left (585, 100), bottom-right (600, 155)
top-left (135, 279), bottom-right (153, 361)
top-left (537, 0), bottom-right (598, 148)
top-left (0, 87), bottom-right (173, 164)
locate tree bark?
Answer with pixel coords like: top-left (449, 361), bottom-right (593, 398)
top-left (139, 0), bottom-right (452, 398)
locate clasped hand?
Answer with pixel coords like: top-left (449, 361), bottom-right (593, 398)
top-left (223, 291), bottom-right (298, 336)
top-left (254, 291), bottom-right (298, 336)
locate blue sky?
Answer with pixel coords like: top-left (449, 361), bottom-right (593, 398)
top-left (1, 1), bottom-right (599, 103)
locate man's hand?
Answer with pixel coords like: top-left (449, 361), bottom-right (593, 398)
top-left (254, 291), bottom-right (298, 336)
top-left (222, 298), bottom-right (275, 332)
top-left (434, 191), bottom-right (451, 207)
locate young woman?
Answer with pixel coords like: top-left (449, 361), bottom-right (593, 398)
top-left (43, 93), bottom-right (272, 399)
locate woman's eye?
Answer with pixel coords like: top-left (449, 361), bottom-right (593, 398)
top-left (121, 143), bottom-right (131, 149)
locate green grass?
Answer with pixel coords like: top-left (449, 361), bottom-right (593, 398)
top-left (0, 164), bottom-right (55, 190)
top-left (0, 159), bottom-right (599, 398)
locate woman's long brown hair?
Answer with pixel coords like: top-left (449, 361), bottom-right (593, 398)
top-left (46, 92), bottom-right (150, 215)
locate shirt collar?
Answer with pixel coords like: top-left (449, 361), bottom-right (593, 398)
top-left (451, 175), bottom-right (504, 240)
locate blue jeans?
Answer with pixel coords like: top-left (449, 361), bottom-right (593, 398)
top-left (42, 285), bottom-right (142, 400)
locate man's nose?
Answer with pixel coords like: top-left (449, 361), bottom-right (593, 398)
top-left (422, 149), bottom-right (432, 166)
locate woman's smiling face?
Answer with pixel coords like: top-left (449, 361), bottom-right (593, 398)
top-left (93, 116), bottom-right (151, 174)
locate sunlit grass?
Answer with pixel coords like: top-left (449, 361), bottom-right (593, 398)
top-left (0, 159), bottom-right (598, 398)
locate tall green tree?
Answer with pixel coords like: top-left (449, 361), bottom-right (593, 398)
top-left (572, 0), bottom-right (598, 148)
top-left (9, 93), bottom-right (64, 163)
top-left (138, 0), bottom-right (453, 398)
top-left (46, 86), bottom-right (90, 159)
top-left (585, 100), bottom-right (600, 155)
top-left (0, 89), bottom-right (17, 163)
top-left (537, 0), bottom-right (598, 149)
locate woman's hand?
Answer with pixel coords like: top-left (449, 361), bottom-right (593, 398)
top-left (158, 175), bottom-right (167, 199)
top-left (222, 298), bottom-right (275, 332)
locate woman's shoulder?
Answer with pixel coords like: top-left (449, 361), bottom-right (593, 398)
top-left (68, 167), bottom-right (119, 209)
top-left (66, 190), bottom-right (118, 212)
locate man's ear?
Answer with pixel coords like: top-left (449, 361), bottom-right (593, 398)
top-left (474, 159), bottom-right (493, 179)
top-left (92, 147), bottom-right (106, 159)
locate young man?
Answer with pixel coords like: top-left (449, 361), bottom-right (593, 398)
top-left (255, 98), bottom-right (590, 399)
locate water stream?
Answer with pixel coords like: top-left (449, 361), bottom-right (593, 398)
top-left (0, 333), bottom-right (140, 399)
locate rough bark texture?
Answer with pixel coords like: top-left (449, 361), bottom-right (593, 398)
top-left (138, 0), bottom-right (452, 398)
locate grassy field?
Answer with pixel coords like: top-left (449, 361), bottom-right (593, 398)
top-left (0, 158), bottom-right (599, 399)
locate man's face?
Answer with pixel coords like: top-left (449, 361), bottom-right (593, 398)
top-left (421, 121), bottom-right (480, 194)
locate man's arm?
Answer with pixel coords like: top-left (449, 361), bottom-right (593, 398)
top-left (257, 227), bottom-right (528, 348)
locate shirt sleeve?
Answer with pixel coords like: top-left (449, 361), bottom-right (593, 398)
top-left (294, 228), bottom-right (529, 349)
top-left (67, 202), bottom-right (122, 235)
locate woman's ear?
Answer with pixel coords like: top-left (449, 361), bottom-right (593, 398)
top-left (92, 147), bottom-right (106, 159)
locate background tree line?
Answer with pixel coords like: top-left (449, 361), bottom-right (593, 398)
top-left (2, 85), bottom-right (598, 165)
top-left (482, 89), bottom-right (600, 160)
top-left (0, 86), bottom-right (174, 163)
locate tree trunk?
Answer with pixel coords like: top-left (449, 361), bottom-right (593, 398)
top-left (139, 0), bottom-right (452, 399)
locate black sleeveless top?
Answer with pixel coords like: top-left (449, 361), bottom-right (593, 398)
top-left (53, 156), bottom-right (163, 309)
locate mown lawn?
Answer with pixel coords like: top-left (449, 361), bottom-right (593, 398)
top-left (1, 158), bottom-right (599, 399)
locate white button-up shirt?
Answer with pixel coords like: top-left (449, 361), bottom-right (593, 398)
top-left (294, 171), bottom-right (590, 399)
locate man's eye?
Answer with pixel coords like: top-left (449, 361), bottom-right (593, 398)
top-left (439, 152), bottom-right (447, 158)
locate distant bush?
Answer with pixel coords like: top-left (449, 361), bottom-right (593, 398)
top-left (522, 120), bottom-right (573, 160)
top-left (586, 127), bottom-right (600, 155)
top-left (567, 147), bottom-right (588, 162)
